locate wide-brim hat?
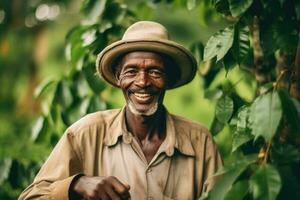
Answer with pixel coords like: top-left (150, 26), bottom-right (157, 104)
top-left (96, 21), bottom-right (197, 89)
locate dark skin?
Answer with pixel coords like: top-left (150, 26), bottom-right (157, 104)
top-left (72, 52), bottom-right (168, 200)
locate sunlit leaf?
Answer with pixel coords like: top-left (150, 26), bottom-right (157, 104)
top-left (224, 180), bottom-right (249, 200)
top-left (250, 91), bottom-right (282, 141)
top-left (187, 0), bottom-right (196, 10)
top-left (203, 26), bottom-right (234, 62)
top-left (82, 29), bottom-right (97, 47)
top-left (34, 79), bottom-right (57, 99)
top-left (204, 89), bottom-right (223, 100)
top-left (249, 164), bottom-right (281, 200)
top-left (259, 82), bottom-right (273, 95)
top-left (31, 117), bottom-right (44, 141)
top-left (216, 95), bottom-right (234, 123)
top-left (31, 116), bottom-right (52, 143)
top-left (208, 154), bottom-right (257, 200)
top-left (228, 0), bottom-right (253, 17)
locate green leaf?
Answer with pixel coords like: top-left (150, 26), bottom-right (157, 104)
top-left (222, 50), bottom-right (237, 73)
top-left (67, 97), bottom-right (90, 124)
top-left (250, 91), bottom-right (282, 141)
top-left (204, 26), bottom-right (234, 62)
top-left (214, 0), bottom-right (230, 15)
top-left (53, 81), bottom-right (73, 108)
top-left (233, 24), bottom-right (250, 65)
top-left (75, 73), bottom-right (91, 98)
top-left (232, 132), bottom-right (253, 152)
top-left (83, 63), bottom-right (106, 93)
top-left (82, 29), bottom-right (97, 47)
top-left (81, 0), bottom-right (107, 23)
top-left (216, 95), bottom-right (234, 123)
top-left (210, 117), bottom-right (225, 136)
top-left (249, 164), bottom-right (281, 200)
top-left (31, 116), bottom-right (51, 143)
top-left (88, 96), bottom-right (107, 113)
top-left (278, 90), bottom-right (300, 135)
top-left (224, 180), bottom-right (249, 200)
top-left (232, 106), bottom-right (254, 152)
top-left (0, 158), bottom-right (12, 185)
top-left (259, 82), bottom-right (273, 95)
top-left (208, 154), bottom-right (257, 200)
top-left (190, 42), bottom-right (204, 65)
top-left (228, 0), bottom-right (253, 17)
top-left (34, 79), bottom-right (57, 99)
top-left (187, 0), bottom-right (196, 10)
top-left (31, 117), bottom-right (44, 141)
top-left (204, 89), bottom-right (223, 100)
top-left (272, 143), bottom-right (300, 165)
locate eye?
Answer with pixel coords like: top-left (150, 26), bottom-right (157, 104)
top-left (148, 69), bottom-right (165, 78)
top-left (122, 68), bottom-right (138, 76)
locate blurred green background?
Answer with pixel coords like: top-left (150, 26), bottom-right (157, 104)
top-left (0, 0), bottom-right (255, 199)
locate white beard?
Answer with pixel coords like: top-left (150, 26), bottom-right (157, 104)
top-left (128, 102), bottom-right (158, 116)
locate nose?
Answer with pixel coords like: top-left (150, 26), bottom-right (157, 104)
top-left (134, 71), bottom-right (150, 88)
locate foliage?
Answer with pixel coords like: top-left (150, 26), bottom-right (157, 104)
top-left (200, 0), bottom-right (300, 199)
top-left (1, 0), bottom-right (300, 200)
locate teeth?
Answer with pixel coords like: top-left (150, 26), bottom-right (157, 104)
top-left (134, 93), bottom-right (151, 99)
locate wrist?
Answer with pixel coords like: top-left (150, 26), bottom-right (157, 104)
top-left (69, 174), bottom-right (85, 200)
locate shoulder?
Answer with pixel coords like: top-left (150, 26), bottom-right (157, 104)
top-left (170, 114), bottom-right (217, 152)
top-left (66, 108), bottom-right (122, 136)
top-left (170, 113), bottom-right (211, 137)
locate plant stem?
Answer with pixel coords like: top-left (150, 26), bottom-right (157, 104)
top-left (263, 141), bottom-right (272, 164)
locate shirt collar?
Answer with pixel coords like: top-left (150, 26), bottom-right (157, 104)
top-left (104, 106), bottom-right (195, 157)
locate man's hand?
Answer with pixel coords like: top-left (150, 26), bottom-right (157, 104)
top-left (72, 175), bottom-right (130, 200)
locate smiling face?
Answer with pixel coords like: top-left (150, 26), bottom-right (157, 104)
top-left (116, 51), bottom-right (167, 116)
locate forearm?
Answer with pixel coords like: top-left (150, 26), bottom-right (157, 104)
top-left (19, 175), bottom-right (80, 200)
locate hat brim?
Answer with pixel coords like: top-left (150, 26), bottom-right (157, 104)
top-left (96, 39), bottom-right (197, 89)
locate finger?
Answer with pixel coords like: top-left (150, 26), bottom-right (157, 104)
top-left (119, 184), bottom-right (130, 199)
top-left (105, 185), bottom-right (122, 200)
top-left (97, 191), bottom-right (110, 200)
top-left (108, 177), bottom-right (130, 196)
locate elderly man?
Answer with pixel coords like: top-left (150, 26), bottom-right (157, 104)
top-left (19, 21), bottom-right (222, 200)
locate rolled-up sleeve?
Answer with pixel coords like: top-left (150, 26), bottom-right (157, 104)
top-left (19, 130), bottom-right (83, 200)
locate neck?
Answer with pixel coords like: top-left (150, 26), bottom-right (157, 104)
top-left (125, 105), bottom-right (166, 141)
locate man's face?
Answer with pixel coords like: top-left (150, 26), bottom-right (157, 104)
top-left (117, 51), bottom-right (167, 116)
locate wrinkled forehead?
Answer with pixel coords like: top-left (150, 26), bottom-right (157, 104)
top-left (120, 51), bottom-right (165, 68)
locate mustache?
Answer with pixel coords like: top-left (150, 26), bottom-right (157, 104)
top-left (128, 87), bottom-right (159, 94)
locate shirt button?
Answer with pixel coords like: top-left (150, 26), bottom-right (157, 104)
top-left (147, 168), bottom-right (152, 173)
top-left (148, 197), bottom-right (153, 200)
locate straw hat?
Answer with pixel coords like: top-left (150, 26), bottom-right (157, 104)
top-left (96, 21), bottom-right (197, 89)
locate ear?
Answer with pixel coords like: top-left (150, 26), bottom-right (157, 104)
top-left (114, 69), bottom-right (122, 86)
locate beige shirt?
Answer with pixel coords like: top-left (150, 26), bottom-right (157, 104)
top-left (19, 108), bottom-right (222, 200)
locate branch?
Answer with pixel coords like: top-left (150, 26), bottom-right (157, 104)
top-left (290, 29), bottom-right (300, 100)
top-left (250, 16), bottom-right (271, 89)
